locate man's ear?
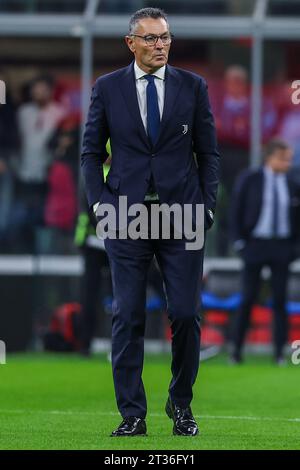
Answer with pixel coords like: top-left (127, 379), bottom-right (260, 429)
top-left (125, 36), bottom-right (135, 53)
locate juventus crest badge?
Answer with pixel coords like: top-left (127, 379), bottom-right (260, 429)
top-left (182, 124), bottom-right (188, 134)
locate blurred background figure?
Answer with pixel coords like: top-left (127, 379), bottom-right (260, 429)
top-left (42, 117), bottom-right (79, 254)
top-left (216, 65), bottom-right (278, 194)
top-left (230, 138), bottom-right (300, 365)
top-left (217, 65), bottom-right (250, 191)
top-left (13, 75), bottom-right (65, 253)
top-left (214, 65), bottom-right (278, 255)
top-left (278, 83), bottom-right (300, 182)
top-left (0, 76), bottom-right (18, 250)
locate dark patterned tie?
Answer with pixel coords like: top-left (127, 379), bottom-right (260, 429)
top-left (272, 175), bottom-right (279, 237)
top-left (144, 74), bottom-right (160, 146)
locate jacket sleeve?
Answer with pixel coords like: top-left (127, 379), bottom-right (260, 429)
top-left (192, 78), bottom-right (220, 212)
top-left (81, 78), bottom-right (110, 208)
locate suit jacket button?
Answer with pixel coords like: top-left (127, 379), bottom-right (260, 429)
top-left (151, 153), bottom-right (156, 157)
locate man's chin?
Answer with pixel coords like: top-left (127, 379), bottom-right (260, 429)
top-left (152, 57), bottom-right (167, 66)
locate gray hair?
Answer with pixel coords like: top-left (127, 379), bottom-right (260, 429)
top-left (263, 138), bottom-right (291, 161)
top-left (129, 7), bottom-right (169, 35)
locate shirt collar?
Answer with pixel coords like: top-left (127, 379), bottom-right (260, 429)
top-left (264, 165), bottom-right (286, 181)
top-left (264, 165), bottom-right (274, 177)
top-left (134, 61), bottom-right (166, 81)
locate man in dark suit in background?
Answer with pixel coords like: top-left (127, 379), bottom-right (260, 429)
top-left (231, 139), bottom-right (300, 365)
top-left (81, 8), bottom-right (219, 437)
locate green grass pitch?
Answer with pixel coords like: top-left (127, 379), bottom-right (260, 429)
top-left (0, 353), bottom-right (299, 450)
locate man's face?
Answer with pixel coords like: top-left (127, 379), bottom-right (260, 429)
top-left (225, 71), bottom-right (248, 98)
top-left (31, 81), bottom-right (53, 106)
top-left (268, 149), bottom-right (293, 173)
top-left (125, 18), bottom-right (171, 73)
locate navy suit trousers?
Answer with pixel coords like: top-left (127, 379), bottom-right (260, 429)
top-left (104, 203), bottom-right (203, 418)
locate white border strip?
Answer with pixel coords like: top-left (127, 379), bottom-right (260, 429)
top-left (1, 256), bottom-right (300, 276)
top-left (0, 409), bottom-right (299, 423)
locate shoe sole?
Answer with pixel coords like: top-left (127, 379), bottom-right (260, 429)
top-left (173, 428), bottom-right (199, 436)
top-left (110, 433), bottom-right (147, 437)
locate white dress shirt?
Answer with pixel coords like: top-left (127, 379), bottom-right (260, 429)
top-left (18, 102), bottom-right (65, 183)
top-left (134, 61), bottom-right (165, 131)
top-left (252, 166), bottom-right (291, 239)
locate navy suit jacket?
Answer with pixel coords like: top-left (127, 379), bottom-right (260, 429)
top-left (81, 62), bottom-right (220, 226)
top-left (231, 167), bottom-right (300, 243)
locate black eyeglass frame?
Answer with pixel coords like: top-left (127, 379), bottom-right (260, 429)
top-left (129, 33), bottom-right (174, 46)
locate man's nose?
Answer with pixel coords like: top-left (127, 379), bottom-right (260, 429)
top-left (155, 38), bottom-right (164, 48)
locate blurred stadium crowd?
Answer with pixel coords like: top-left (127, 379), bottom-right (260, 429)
top-left (1, 64), bottom-right (300, 256)
top-left (0, 74), bottom-right (79, 254)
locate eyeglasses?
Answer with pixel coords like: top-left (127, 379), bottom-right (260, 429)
top-left (130, 33), bottom-right (174, 46)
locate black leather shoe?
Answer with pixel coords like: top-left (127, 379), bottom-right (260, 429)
top-left (110, 417), bottom-right (147, 437)
top-left (165, 397), bottom-right (199, 436)
top-left (229, 353), bottom-right (243, 365)
top-left (275, 356), bottom-right (287, 366)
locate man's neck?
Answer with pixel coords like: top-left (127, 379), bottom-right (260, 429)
top-left (135, 61), bottom-right (165, 75)
top-left (265, 164), bottom-right (285, 175)
top-left (36, 101), bottom-right (50, 109)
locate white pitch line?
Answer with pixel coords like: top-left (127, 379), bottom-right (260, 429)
top-left (0, 409), bottom-right (300, 423)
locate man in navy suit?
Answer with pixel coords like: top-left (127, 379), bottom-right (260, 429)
top-left (81, 7), bottom-right (220, 437)
top-left (231, 139), bottom-right (300, 365)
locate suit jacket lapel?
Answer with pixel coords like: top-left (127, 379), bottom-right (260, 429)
top-left (155, 64), bottom-right (182, 147)
top-left (119, 62), bottom-right (182, 149)
top-left (255, 168), bottom-right (264, 217)
top-left (119, 62), bottom-right (150, 148)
